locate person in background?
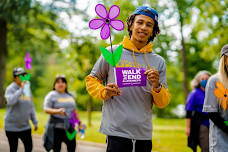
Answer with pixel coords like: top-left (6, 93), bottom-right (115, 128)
top-left (4, 67), bottom-right (38, 152)
top-left (43, 75), bottom-right (80, 152)
top-left (203, 44), bottom-right (228, 152)
top-left (186, 70), bottom-right (211, 152)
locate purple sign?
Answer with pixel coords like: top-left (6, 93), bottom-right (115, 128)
top-left (115, 67), bottom-right (146, 88)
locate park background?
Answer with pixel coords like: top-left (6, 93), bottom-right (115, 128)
top-left (0, 0), bottom-right (227, 151)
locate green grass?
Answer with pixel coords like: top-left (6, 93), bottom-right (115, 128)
top-left (0, 108), bottom-right (198, 152)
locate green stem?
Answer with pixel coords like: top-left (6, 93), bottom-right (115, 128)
top-left (109, 33), bottom-right (115, 66)
top-left (109, 33), bottom-right (117, 90)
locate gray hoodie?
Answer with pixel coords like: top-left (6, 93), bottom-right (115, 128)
top-left (4, 82), bottom-right (38, 132)
top-left (89, 44), bottom-right (169, 140)
top-left (203, 75), bottom-right (228, 151)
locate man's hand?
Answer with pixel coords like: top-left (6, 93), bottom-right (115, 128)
top-left (145, 69), bottom-right (160, 89)
top-left (20, 81), bottom-right (26, 89)
top-left (104, 83), bottom-right (122, 100)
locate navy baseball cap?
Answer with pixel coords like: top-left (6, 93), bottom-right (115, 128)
top-left (133, 6), bottom-right (158, 24)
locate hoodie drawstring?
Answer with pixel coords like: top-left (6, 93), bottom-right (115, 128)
top-left (144, 52), bottom-right (151, 69)
top-left (132, 49), bottom-right (138, 68)
top-left (132, 49), bottom-right (152, 70)
top-left (132, 139), bottom-right (136, 152)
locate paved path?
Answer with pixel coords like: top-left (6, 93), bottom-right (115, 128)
top-left (0, 131), bottom-right (106, 152)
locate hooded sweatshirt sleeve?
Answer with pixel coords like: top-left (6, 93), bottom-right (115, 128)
top-left (86, 54), bottom-right (109, 100)
top-left (30, 102), bottom-right (38, 126)
top-left (5, 84), bottom-right (23, 106)
top-left (151, 60), bottom-right (171, 108)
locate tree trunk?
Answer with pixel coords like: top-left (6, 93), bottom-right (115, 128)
top-left (179, 16), bottom-right (189, 101)
top-left (87, 96), bottom-right (92, 127)
top-left (0, 18), bottom-right (7, 108)
top-left (175, 0), bottom-right (189, 101)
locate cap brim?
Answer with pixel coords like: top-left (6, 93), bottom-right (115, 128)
top-left (221, 52), bottom-right (228, 58)
top-left (15, 71), bottom-right (27, 76)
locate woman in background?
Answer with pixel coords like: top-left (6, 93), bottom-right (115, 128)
top-left (186, 70), bottom-right (211, 152)
top-left (44, 75), bottom-right (80, 152)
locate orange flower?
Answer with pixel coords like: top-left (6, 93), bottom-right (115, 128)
top-left (214, 81), bottom-right (228, 110)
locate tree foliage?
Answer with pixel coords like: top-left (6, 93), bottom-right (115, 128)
top-left (1, 0), bottom-right (227, 118)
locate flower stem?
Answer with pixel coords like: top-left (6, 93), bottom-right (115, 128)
top-left (110, 34), bottom-right (114, 55)
top-left (109, 33), bottom-right (117, 87)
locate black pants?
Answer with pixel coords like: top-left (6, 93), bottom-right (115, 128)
top-left (106, 136), bottom-right (152, 152)
top-left (53, 128), bottom-right (76, 152)
top-left (5, 129), bottom-right (32, 152)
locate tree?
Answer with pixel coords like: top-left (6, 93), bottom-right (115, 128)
top-left (0, 0), bottom-right (76, 107)
top-left (174, 0), bottom-right (193, 101)
top-left (62, 36), bottom-right (102, 126)
top-left (194, 0), bottom-right (228, 60)
top-left (0, 0), bottom-right (32, 107)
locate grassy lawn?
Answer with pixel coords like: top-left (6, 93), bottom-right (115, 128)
top-left (0, 108), bottom-right (196, 152)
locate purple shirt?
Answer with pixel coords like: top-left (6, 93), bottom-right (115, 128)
top-left (186, 88), bottom-right (209, 127)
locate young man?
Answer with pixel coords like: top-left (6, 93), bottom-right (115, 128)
top-left (4, 67), bottom-right (38, 152)
top-left (86, 6), bottom-right (170, 152)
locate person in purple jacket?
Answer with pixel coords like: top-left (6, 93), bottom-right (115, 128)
top-left (185, 70), bottom-right (211, 152)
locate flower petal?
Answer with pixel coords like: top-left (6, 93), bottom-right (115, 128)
top-left (24, 57), bottom-right (32, 62)
top-left (214, 88), bottom-right (225, 98)
top-left (100, 24), bottom-right (110, 40)
top-left (216, 81), bottom-right (226, 92)
top-left (95, 4), bottom-right (108, 19)
top-left (110, 19), bottom-right (125, 31)
top-left (108, 5), bottom-right (120, 19)
top-left (89, 19), bottom-right (105, 30)
top-left (222, 98), bottom-right (227, 110)
top-left (25, 63), bottom-right (31, 70)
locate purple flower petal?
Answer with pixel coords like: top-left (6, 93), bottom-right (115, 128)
top-left (24, 52), bottom-right (32, 62)
top-left (108, 5), bottom-right (120, 19)
top-left (110, 19), bottom-right (125, 31)
top-left (95, 4), bottom-right (108, 19)
top-left (24, 52), bottom-right (32, 70)
top-left (25, 63), bottom-right (31, 70)
top-left (24, 57), bottom-right (32, 62)
top-left (100, 24), bottom-right (110, 40)
top-left (89, 19), bottom-right (105, 30)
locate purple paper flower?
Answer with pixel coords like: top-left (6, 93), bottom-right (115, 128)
top-left (24, 52), bottom-right (32, 70)
top-left (89, 4), bottom-right (125, 40)
top-left (69, 112), bottom-right (80, 129)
